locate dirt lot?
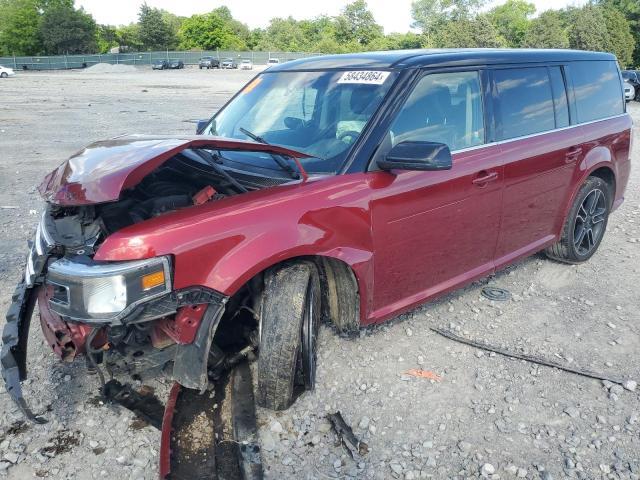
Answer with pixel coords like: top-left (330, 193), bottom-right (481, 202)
top-left (0, 66), bottom-right (638, 480)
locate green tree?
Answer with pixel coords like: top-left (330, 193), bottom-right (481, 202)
top-left (384, 32), bottom-right (424, 49)
top-left (522, 10), bottom-right (569, 48)
top-left (138, 3), bottom-right (174, 50)
top-left (257, 17), bottom-right (308, 51)
top-left (411, 0), bottom-right (487, 36)
top-left (568, 4), bottom-right (610, 52)
top-left (160, 10), bottom-right (184, 50)
top-left (178, 11), bottom-right (240, 50)
top-left (598, 0), bottom-right (640, 66)
top-left (487, 0), bottom-right (535, 47)
top-left (335, 0), bottom-right (383, 46)
top-left (602, 7), bottom-right (634, 66)
top-left (116, 23), bottom-right (143, 51)
top-left (96, 24), bottom-right (118, 53)
top-left (0, 0), bottom-right (41, 55)
top-left (39, 3), bottom-right (96, 54)
top-left (432, 15), bottom-right (506, 47)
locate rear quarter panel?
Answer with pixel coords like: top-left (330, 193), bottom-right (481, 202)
top-left (558, 114), bottom-right (632, 233)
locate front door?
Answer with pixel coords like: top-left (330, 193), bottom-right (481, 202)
top-left (369, 70), bottom-right (503, 321)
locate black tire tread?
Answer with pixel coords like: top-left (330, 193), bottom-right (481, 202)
top-left (545, 176), bottom-right (610, 264)
top-left (257, 262), bottom-right (317, 410)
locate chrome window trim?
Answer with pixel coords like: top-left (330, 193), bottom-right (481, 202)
top-left (39, 211), bottom-right (55, 247)
top-left (451, 113), bottom-right (629, 155)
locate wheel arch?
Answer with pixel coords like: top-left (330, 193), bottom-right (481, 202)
top-left (588, 166), bottom-right (616, 205)
top-left (559, 154), bottom-right (618, 235)
top-left (227, 252), bottom-right (365, 333)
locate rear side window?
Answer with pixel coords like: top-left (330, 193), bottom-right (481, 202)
top-left (569, 61), bottom-right (623, 123)
top-left (494, 67), bottom-right (555, 140)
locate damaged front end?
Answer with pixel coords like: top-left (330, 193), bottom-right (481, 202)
top-left (2, 135), bottom-right (308, 422)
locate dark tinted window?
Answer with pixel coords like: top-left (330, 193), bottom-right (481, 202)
top-left (549, 66), bottom-right (569, 128)
top-left (387, 71), bottom-right (484, 151)
top-left (495, 67), bottom-right (555, 140)
top-left (570, 61), bottom-right (623, 123)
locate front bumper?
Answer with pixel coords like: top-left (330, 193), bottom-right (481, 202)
top-left (1, 211), bottom-right (229, 422)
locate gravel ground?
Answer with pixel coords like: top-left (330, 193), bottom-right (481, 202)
top-left (0, 67), bottom-right (638, 480)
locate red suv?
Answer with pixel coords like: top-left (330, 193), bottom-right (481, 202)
top-left (3, 49), bottom-right (632, 420)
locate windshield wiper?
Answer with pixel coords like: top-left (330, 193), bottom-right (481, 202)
top-left (239, 127), bottom-right (269, 145)
top-left (239, 127), bottom-right (300, 180)
top-left (192, 149), bottom-right (248, 193)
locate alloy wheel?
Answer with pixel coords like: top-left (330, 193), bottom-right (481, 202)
top-left (573, 188), bottom-right (607, 256)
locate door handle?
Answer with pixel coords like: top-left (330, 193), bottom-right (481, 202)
top-left (565, 146), bottom-right (583, 162)
top-left (472, 171), bottom-right (499, 186)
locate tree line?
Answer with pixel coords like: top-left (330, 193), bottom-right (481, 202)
top-left (0, 0), bottom-right (638, 67)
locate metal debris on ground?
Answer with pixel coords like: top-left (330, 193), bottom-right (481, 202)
top-left (481, 286), bottom-right (512, 301)
top-left (403, 369), bottom-right (442, 382)
top-left (102, 380), bottom-right (165, 430)
top-left (431, 327), bottom-right (628, 386)
top-left (327, 411), bottom-right (369, 459)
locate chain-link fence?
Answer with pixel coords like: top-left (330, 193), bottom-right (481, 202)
top-left (0, 50), bottom-right (323, 71)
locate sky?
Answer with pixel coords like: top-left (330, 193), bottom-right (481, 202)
top-left (76, 0), bottom-right (589, 34)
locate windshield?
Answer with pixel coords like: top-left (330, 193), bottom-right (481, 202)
top-left (204, 70), bottom-right (397, 173)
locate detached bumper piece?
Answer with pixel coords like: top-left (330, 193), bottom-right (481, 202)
top-left (160, 361), bottom-right (262, 480)
top-left (1, 282), bottom-right (45, 423)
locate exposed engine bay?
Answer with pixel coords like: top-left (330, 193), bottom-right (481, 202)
top-left (48, 149), bottom-right (291, 254)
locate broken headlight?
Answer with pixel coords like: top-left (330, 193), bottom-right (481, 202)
top-left (46, 256), bottom-right (171, 324)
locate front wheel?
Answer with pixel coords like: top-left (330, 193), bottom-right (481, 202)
top-left (546, 176), bottom-right (611, 264)
top-left (1, 72), bottom-right (8, 78)
top-left (257, 262), bottom-right (321, 410)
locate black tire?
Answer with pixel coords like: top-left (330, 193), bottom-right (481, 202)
top-left (545, 176), bottom-right (611, 264)
top-left (1, 72), bottom-right (7, 78)
top-left (257, 261), bottom-right (321, 410)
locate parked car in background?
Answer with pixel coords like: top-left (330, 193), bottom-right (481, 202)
top-left (168, 59), bottom-right (184, 69)
top-left (199, 56), bottom-right (220, 69)
top-left (624, 81), bottom-right (635, 102)
top-left (221, 58), bottom-right (238, 69)
top-left (240, 59), bottom-right (253, 70)
top-left (152, 59), bottom-right (169, 70)
top-left (0, 65), bottom-right (16, 78)
top-left (267, 58), bottom-right (280, 65)
top-left (3, 49), bottom-right (633, 422)
top-left (622, 70), bottom-right (639, 101)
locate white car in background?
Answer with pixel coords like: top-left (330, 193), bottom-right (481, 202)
top-left (240, 59), bottom-right (253, 70)
top-left (0, 65), bottom-right (15, 78)
top-left (624, 81), bottom-right (635, 102)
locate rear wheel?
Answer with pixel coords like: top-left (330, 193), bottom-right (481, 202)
top-left (1, 72), bottom-right (7, 78)
top-left (257, 262), bottom-right (321, 410)
top-left (546, 176), bottom-right (611, 263)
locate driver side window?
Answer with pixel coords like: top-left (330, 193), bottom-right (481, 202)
top-left (386, 71), bottom-right (485, 153)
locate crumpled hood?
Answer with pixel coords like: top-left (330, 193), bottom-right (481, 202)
top-left (38, 134), bottom-right (310, 206)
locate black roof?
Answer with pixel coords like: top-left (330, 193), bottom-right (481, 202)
top-left (269, 49), bottom-right (616, 71)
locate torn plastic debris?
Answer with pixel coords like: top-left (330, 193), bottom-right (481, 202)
top-left (1, 282), bottom-right (46, 423)
top-left (327, 411), bottom-right (369, 459)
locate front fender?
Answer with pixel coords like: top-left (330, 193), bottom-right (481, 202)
top-left (95, 174), bottom-right (376, 316)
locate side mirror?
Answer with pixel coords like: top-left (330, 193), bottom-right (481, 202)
top-left (284, 116), bottom-right (304, 130)
top-left (196, 119), bottom-right (209, 134)
top-left (377, 141), bottom-right (452, 171)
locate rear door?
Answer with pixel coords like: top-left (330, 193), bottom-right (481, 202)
top-left (492, 65), bottom-right (576, 267)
